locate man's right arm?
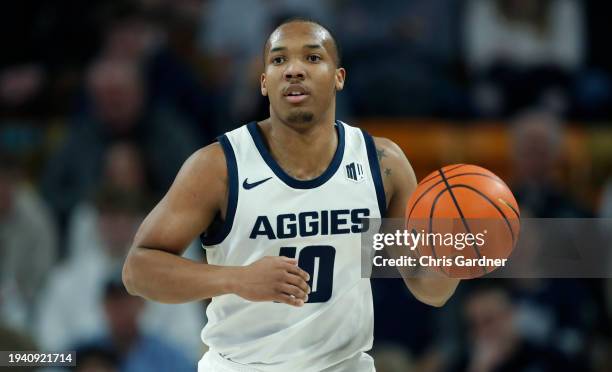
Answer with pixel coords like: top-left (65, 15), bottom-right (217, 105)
top-left (122, 142), bottom-right (310, 306)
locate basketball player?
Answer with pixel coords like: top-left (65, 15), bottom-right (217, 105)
top-left (123, 19), bottom-right (459, 371)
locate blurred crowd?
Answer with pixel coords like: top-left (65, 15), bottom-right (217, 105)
top-left (1, 0), bottom-right (611, 371)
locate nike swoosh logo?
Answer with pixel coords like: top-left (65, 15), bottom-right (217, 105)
top-left (242, 177), bottom-right (273, 190)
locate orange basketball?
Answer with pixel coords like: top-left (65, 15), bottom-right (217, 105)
top-left (405, 164), bottom-right (520, 279)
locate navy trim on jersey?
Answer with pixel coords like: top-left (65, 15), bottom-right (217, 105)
top-left (201, 134), bottom-right (239, 246)
top-left (247, 121), bottom-right (345, 189)
top-left (361, 129), bottom-right (387, 217)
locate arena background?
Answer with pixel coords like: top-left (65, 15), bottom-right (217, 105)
top-left (1, 1), bottom-right (611, 371)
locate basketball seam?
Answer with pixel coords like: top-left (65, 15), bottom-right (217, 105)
top-left (419, 164), bottom-right (466, 184)
top-left (498, 197), bottom-right (520, 219)
top-left (417, 179), bottom-right (516, 278)
top-left (407, 172), bottom-right (511, 220)
top-left (449, 184), bottom-right (516, 247)
top-left (438, 170), bottom-right (485, 271)
top-left (427, 187), bottom-right (450, 276)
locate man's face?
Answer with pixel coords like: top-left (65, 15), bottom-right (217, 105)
top-left (261, 22), bottom-right (345, 125)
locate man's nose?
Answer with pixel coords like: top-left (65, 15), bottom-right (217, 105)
top-left (284, 61), bottom-right (306, 80)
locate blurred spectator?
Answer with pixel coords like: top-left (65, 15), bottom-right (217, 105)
top-left (336, 0), bottom-right (463, 116)
top-left (0, 153), bottom-right (57, 332)
top-left (464, 0), bottom-right (585, 116)
top-left (510, 109), bottom-right (590, 218)
top-left (447, 281), bottom-right (578, 372)
top-left (511, 278), bottom-right (600, 356)
top-left (0, 65), bottom-right (45, 114)
top-left (100, 4), bottom-right (165, 63)
top-left (41, 58), bottom-right (200, 243)
top-left (73, 275), bottom-right (192, 372)
top-left (67, 141), bottom-right (149, 260)
top-left (1, 2), bottom-right (52, 117)
top-left (35, 187), bottom-right (204, 361)
top-left (508, 109), bottom-right (603, 368)
top-left (100, 2), bottom-right (216, 139)
top-left (198, 0), bottom-right (333, 128)
top-left (570, 1), bottom-right (612, 120)
top-left (1, 1), bottom-right (118, 118)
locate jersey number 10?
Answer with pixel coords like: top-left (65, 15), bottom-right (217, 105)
top-left (279, 246), bottom-right (336, 303)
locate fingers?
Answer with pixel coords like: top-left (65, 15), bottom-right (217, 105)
top-left (285, 273), bottom-right (310, 295)
top-left (285, 262), bottom-right (310, 282)
top-left (279, 283), bottom-right (308, 302)
top-left (266, 256), bottom-right (312, 307)
top-left (279, 256), bottom-right (298, 265)
top-left (277, 293), bottom-right (306, 307)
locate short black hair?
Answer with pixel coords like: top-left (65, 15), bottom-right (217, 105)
top-left (263, 17), bottom-right (341, 67)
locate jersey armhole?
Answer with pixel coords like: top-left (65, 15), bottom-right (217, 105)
top-left (360, 129), bottom-right (387, 217)
top-left (200, 134), bottom-right (239, 247)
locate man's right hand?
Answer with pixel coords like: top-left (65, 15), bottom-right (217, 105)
top-left (123, 144), bottom-right (312, 306)
top-left (232, 256), bottom-right (311, 307)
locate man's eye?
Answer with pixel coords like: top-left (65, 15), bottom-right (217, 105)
top-left (272, 56), bottom-right (285, 64)
top-left (307, 55), bottom-right (321, 62)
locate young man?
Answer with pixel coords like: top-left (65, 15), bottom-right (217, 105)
top-left (123, 19), bottom-right (459, 372)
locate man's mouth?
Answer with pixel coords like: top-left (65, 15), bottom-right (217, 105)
top-left (283, 85), bottom-right (310, 104)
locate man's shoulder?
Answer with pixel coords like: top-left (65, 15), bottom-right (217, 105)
top-left (369, 136), bottom-right (417, 210)
top-left (182, 142), bottom-right (228, 184)
top-left (372, 137), bottom-right (404, 160)
top-left (192, 141), bottom-right (225, 162)
top-left (371, 136), bottom-right (411, 177)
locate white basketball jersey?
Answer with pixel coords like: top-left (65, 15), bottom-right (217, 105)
top-left (200, 120), bottom-right (386, 371)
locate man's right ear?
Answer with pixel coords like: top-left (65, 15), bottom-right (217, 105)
top-left (261, 73), bottom-right (268, 96)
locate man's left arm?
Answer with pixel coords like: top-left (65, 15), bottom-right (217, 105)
top-left (374, 137), bottom-right (459, 307)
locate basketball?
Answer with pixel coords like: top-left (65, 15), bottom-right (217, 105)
top-left (405, 164), bottom-right (520, 279)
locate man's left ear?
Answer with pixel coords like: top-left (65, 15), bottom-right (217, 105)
top-left (261, 73), bottom-right (268, 96)
top-left (335, 68), bottom-right (346, 91)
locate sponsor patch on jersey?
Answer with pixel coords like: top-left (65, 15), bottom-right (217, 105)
top-left (345, 162), bottom-right (365, 183)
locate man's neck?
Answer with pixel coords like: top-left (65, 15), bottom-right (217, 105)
top-left (258, 116), bottom-right (338, 181)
